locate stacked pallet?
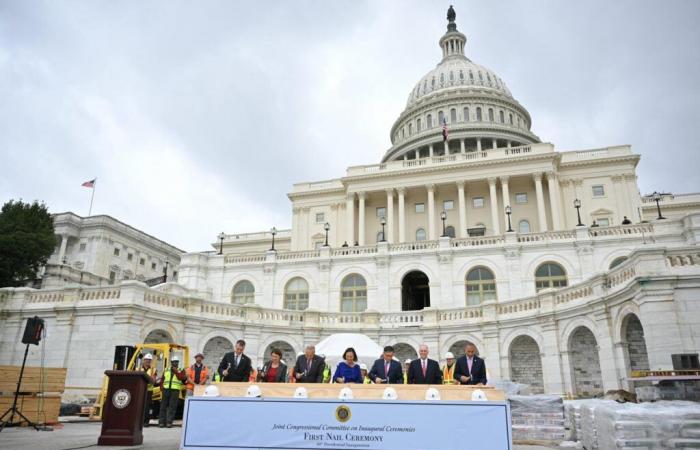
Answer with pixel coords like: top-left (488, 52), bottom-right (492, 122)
top-left (0, 365), bottom-right (67, 425)
top-left (509, 395), bottom-right (566, 445)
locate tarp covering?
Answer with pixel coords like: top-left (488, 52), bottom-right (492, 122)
top-left (315, 333), bottom-right (384, 369)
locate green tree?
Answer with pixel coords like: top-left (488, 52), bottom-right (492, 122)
top-left (0, 200), bottom-right (55, 287)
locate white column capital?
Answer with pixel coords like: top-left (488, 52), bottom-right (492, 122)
top-left (545, 170), bottom-right (557, 180)
top-left (487, 177), bottom-right (498, 187)
top-left (572, 178), bottom-right (584, 187)
top-left (425, 183), bottom-right (435, 192)
top-left (357, 191), bottom-right (366, 200)
top-left (500, 175), bottom-right (510, 184)
top-left (385, 188), bottom-right (394, 197)
top-left (346, 192), bottom-right (356, 201)
top-left (396, 187), bottom-right (406, 195)
top-left (532, 172), bottom-right (543, 183)
top-left (455, 180), bottom-right (465, 190)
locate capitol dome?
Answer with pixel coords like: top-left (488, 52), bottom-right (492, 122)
top-left (381, 7), bottom-right (540, 162)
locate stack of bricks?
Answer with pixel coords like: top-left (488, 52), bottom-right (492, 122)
top-left (0, 365), bottom-right (67, 425)
top-left (580, 401), bottom-right (608, 450)
top-left (564, 400), bottom-right (591, 442)
top-left (509, 395), bottom-right (566, 445)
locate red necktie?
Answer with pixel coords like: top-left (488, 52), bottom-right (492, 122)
top-left (422, 360), bottom-right (427, 377)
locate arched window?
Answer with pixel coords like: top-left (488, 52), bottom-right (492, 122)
top-left (408, 123), bottom-right (412, 135)
top-left (416, 228), bottom-right (427, 241)
top-left (609, 256), bottom-right (628, 269)
top-left (466, 267), bottom-right (496, 305)
top-left (499, 111), bottom-right (505, 123)
top-left (232, 280), bottom-right (255, 304)
top-left (284, 277), bottom-right (309, 310)
top-left (463, 107), bottom-right (469, 122)
top-left (340, 274), bottom-right (367, 312)
top-left (416, 118), bottom-right (421, 133)
top-left (488, 108), bottom-right (494, 122)
top-left (518, 220), bottom-right (531, 234)
top-left (445, 225), bottom-right (456, 238)
top-left (535, 262), bottom-right (568, 292)
top-left (438, 111), bottom-right (444, 124)
top-left (476, 107), bottom-right (482, 121)
top-left (450, 108), bottom-right (457, 123)
top-left (427, 114), bottom-right (433, 128)
top-left (509, 113), bottom-right (514, 125)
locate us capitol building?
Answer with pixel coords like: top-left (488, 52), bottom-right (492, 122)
top-left (2, 8), bottom-right (699, 398)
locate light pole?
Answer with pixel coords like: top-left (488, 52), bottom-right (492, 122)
top-left (163, 258), bottom-right (169, 283)
top-left (270, 227), bottom-right (277, 251)
top-left (505, 205), bottom-right (513, 232)
top-left (440, 210), bottom-right (447, 237)
top-left (379, 217), bottom-right (386, 242)
top-left (323, 222), bottom-right (330, 247)
top-left (652, 191), bottom-right (666, 219)
top-left (573, 199), bottom-right (584, 227)
top-left (218, 232), bottom-right (225, 255)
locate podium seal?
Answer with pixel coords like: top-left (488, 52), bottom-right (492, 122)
top-left (112, 388), bottom-right (131, 409)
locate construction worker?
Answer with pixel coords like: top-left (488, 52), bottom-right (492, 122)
top-left (320, 354), bottom-right (331, 383)
top-left (158, 355), bottom-right (186, 428)
top-left (211, 370), bottom-right (223, 382)
top-left (136, 353), bottom-right (156, 427)
top-left (442, 352), bottom-right (457, 384)
top-left (360, 363), bottom-right (371, 384)
top-left (185, 353), bottom-right (209, 397)
top-left (402, 359), bottom-right (411, 384)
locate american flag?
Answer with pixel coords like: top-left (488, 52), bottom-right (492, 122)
top-left (442, 117), bottom-right (448, 142)
top-left (81, 178), bottom-right (96, 188)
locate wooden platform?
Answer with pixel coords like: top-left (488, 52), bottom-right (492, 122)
top-left (194, 382), bottom-right (504, 401)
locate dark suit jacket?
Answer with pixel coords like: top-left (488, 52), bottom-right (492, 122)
top-left (407, 358), bottom-right (442, 384)
top-left (368, 358), bottom-right (403, 384)
top-left (453, 355), bottom-right (487, 385)
top-left (293, 354), bottom-right (325, 383)
top-left (258, 362), bottom-right (288, 383)
top-left (217, 352), bottom-right (252, 382)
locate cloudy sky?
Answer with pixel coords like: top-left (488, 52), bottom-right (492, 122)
top-left (1, 1), bottom-right (699, 252)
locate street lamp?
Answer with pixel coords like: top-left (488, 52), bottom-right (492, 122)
top-left (652, 191), bottom-right (666, 220)
top-left (270, 227), bottom-right (277, 251)
top-left (573, 199), bottom-right (584, 227)
top-left (323, 222), bottom-right (330, 247)
top-left (379, 216), bottom-right (387, 242)
top-left (218, 232), bottom-right (225, 255)
top-left (440, 210), bottom-right (447, 237)
top-left (163, 258), bottom-right (169, 283)
top-left (505, 205), bottom-right (513, 232)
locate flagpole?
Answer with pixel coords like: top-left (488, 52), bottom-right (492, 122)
top-left (88, 179), bottom-right (97, 216)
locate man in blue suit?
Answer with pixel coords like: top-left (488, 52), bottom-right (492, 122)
top-left (453, 343), bottom-right (487, 385)
top-left (369, 345), bottom-right (404, 384)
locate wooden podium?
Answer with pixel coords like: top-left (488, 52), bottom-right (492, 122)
top-left (97, 370), bottom-right (150, 446)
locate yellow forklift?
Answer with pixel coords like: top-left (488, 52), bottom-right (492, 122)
top-left (91, 343), bottom-right (189, 421)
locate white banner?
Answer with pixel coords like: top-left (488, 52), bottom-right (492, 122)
top-left (181, 397), bottom-right (512, 450)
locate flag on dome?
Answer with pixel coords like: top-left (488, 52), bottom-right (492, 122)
top-left (82, 178), bottom-right (96, 188)
top-left (442, 117), bottom-right (448, 142)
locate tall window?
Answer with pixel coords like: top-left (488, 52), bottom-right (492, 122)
top-left (232, 280), bottom-right (255, 304)
top-left (592, 185), bottom-right (605, 197)
top-left (509, 113), bottom-right (514, 124)
top-left (438, 111), bottom-right (444, 124)
top-left (416, 228), bottom-right (427, 241)
top-left (518, 220), bottom-right (531, 234)
top-left (284, 277), bottom-right (309, 310)
top-left (427, 114), bottom-right (432, 128)
top-left (488, 108), bottom-right (494, 122)
top-left (340, 274), bottom-right (367, 312)
top-left (535, 263), bottom-right (568, 292)
top-left (466, 267), bottom-right (496, 305)
top-left (450, 108), bottom-right (457, 123)
top-left (408, 123), bottom-right (413, 135)
top-left (463, 107), bottom-right (469, 122)
top-left (476, 107), bottom-right (482, 121)
top-left (499, 111), bottom-right (505, 123)
top-left (417, 118), bottom-right (422, 133)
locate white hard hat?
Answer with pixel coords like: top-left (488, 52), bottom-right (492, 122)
top-left (143, 353), bottom-right (153, 360)
top-left (382, 387), bottom-right (398, 400)
top-left (171, 356), bottom-right (179, 362)
top-left (203, 385), bottom-right (220, 397)
top-left (471, 389), bottom-right (488, 401)
top-left (246, 385), bottom-right (262, 398)
top-left (445, 352), bottom-right (455, 359)
top-left (318, 353), bottom-right (326, 359)
top-left (404, 359), bottom-right (412, 364)
top-left (297, 352), bottom-right (304, 357)
top-left (359, 363), bottom-right (367, 370)
top-left (338, 387), bottom-right (353, 400)
top-left (425, 387), bottom-right (441, 401)
top-left (293, 387), bottom-right (308, 399)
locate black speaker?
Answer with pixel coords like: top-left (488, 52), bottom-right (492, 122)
top-left (21, 316), bottom-right (45, 345)
top-left (113, 345), bottom-right (137, 370)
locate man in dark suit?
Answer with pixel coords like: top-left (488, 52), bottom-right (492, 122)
top-left (407, 344), bottom-right (442, 384)
top-left (369, 345), bottom-right (403, 384)
top-left (453, 343), bottom-right (487, 385)
top-left (217, 339), bottom-right (253, 382)
top-left (293, 345), bottom-right (325, 383)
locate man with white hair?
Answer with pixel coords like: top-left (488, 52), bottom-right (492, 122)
top-left (407, 344), bottom-right (442, 384)
top-left (293, 345), bottom-right (325, 383)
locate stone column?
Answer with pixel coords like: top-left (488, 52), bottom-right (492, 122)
top-left (358, 192), bottom-right (366, 246)
top-left (429, 144), bottom-right (434, 157)
top-left (58, 235), bottom-right (68, 263)
top-left (546, 171), bottom-right (563, 230)
top-left (492, 139), bottom-right (497, 150)
top-left (427, 184), bottom-right (436, 240)
top-left (488, 177), bottom-right (500, 235)
top-left (477, 138), bottom-right (482, 152)
top-left (386, 189), bottom-right (395, 243)
top-left (345, 193), bottom-right (355, 244)
top-left (500, 176), bottom-right (510, 228)
top-left (533, 173), bottom-right (548, 232)
top-left (444, 141), bottom-right (449, 155)
top-left (457, 181), bottom-right (467, 238)
top-left (397, 188), bottom-right (406, 243)
top-left (460, 139), bottom-right (465, 154)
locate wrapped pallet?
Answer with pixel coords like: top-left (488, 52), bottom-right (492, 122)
top-left (509, 395), bottom-right (566, 445)
top-left (0, 365), bottom-right (67, 425)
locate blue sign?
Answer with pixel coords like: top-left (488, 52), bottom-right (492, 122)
top-left (181, 397), bottom-right (512, 450)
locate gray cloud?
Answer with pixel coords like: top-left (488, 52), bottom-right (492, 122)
top-left (1, 0), bottom-right (698, 251)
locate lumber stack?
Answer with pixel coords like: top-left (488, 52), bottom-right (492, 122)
top-left (0, 365), bottom-right (67, 425)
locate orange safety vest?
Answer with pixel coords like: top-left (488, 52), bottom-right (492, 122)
top-left (185, 364), bottom-right (209, 391)
top-left (442, 364), bottom-right (456, 384)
